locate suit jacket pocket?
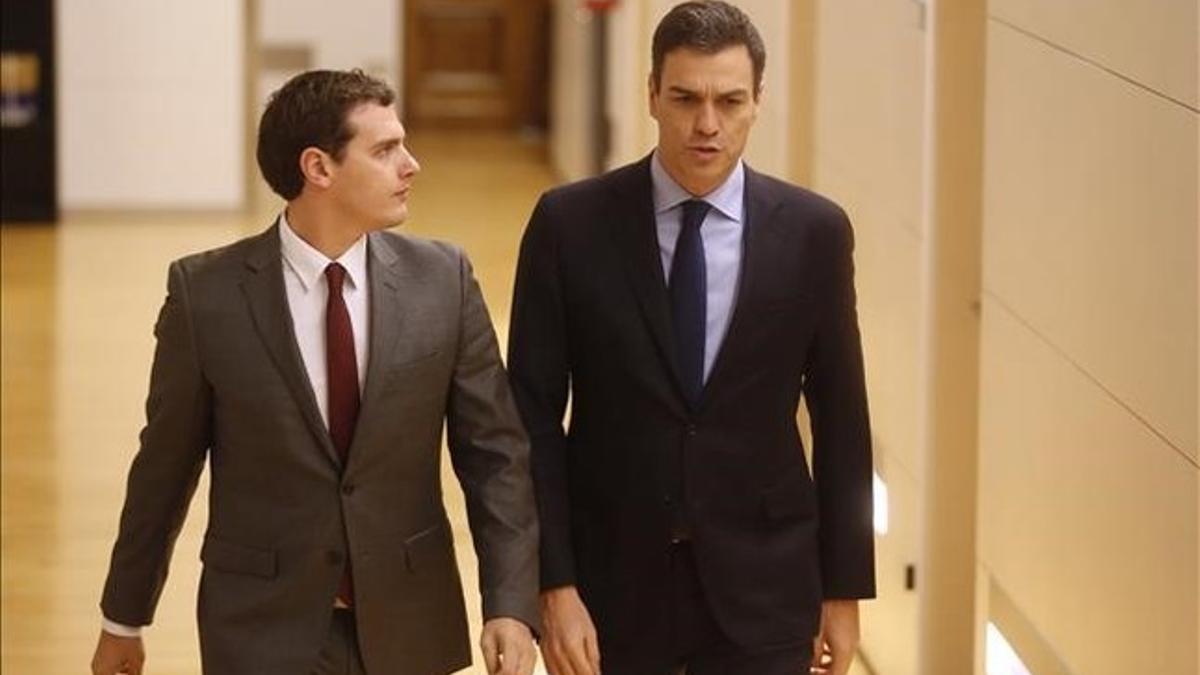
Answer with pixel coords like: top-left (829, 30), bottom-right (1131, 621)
top-left (395, 348), bottom-right (442, 370)
top-left (383, 349), bottom-right (444, 391)
top-left (403, 521), bottom-right (453, 573)
top-left (200, 535), bottom-right (277, 579)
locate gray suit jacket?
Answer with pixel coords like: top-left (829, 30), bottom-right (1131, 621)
top-left (101, 223), bottom-right (539, 675)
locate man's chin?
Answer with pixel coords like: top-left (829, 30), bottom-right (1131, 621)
top-left (373, 207), bottom-right (409, 231)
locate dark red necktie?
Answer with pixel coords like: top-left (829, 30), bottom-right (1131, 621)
top-left (325, 262), bottom-right (359, 605)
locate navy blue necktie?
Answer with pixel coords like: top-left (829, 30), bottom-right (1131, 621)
top-left (669, 199), bottom-right (710, 406)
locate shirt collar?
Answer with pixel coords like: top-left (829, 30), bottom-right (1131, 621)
top-left (278, 210), bottom-right (368, 293)
top-left (650, 150), bottom-right (745, 223)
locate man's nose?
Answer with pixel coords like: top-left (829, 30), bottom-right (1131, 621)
top-left (400, 148), bottom-right (421, 176)
top-left (695, 102), bottom-right (719, 136)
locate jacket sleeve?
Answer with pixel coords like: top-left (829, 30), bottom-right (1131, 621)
top-left (445, 246), bottom-right (542, 635)
top-left (506, 195), bottom-right (576, 591)
top-left (100, 260), bottom-right (212, 625)
top-left (803, 209), bottom-right (877, 600)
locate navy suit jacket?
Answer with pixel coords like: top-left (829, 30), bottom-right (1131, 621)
top-left (508, 156), bottom-right (875, 652)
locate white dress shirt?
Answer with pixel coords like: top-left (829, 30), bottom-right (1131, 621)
top-left (102, 213), bottom-right (370, 637)
top-left (277, 210), bottom-right (371, 419)
top-left (650, 150), bottom-right (745, 381)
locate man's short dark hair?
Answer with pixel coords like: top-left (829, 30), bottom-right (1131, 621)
top-left (256, 69), bottom-right (395, 200)
top-left (651, 1), bottom-right (765, 97)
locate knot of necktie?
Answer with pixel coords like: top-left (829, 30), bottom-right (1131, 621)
top-left (325, 262), bottom-right (347, 293)
top-left (681, 199), bottom-right (711, 233)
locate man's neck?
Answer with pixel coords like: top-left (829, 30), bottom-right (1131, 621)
top-left (284, 200), bottom-right (364, 260)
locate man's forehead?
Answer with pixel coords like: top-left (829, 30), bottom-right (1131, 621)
top-left (347, 103), bottom-right (404, 140)
top-left (660, 46), bottom-right (755, 88)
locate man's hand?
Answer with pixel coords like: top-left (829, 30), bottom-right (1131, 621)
top-left (810, 599), bottom-right (860, 674)
top-left (538, 585), bottom-right (600, 675)
top-left (481, 617), bottom-right (537, 675)
top-left (91, 631), bottom-right (145, 675)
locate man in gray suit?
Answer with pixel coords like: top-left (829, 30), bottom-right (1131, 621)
top-left (91, 69), bottom-right (540, 675)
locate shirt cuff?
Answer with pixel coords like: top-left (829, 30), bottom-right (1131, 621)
top-left (101, 616), bottom-right (143, 638)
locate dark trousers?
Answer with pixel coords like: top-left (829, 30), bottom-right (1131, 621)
top-left (311, 608), bottom-right (367, 675)
top-left (602, 543), bottom-right (813, 675)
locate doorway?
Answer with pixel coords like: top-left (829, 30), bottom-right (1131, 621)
top-left (402, 0), bottom-right (549, 130)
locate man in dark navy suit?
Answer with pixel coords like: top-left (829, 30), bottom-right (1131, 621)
top-left (508, 3), bottom-right (875, 674)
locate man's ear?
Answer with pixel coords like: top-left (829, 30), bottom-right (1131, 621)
top-left (299, 147), bottom-right (335, 190)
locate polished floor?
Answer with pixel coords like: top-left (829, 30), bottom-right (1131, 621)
top-left (1, 131), bottom-right (867, 674)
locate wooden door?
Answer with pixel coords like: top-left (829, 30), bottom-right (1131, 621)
top-left (404, 0), bottom-right (548, 129)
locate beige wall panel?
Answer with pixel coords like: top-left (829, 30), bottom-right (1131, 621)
top-left (978, 299), bottom-right (1198, 674)
top-left (813, 0), bottom-right (925, 235)
top-left (259, 0), bottom-right (398, 90)
top-left (860, 454), bottom-right (919, 675)
top-left (984, 22), bottom-right (1199, 458)
top-left (990, 0), bottom-right (1198, 109)
top-left (606, 0), bottom-right (654, 168)
top-left (550, 0), bottom-right (595, 181)
top-left (58, 0), bottom-right (245, 209)
top-left (814, 142), bottom-right (923, 484)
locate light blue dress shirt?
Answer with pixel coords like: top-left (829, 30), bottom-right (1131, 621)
top-left (650, 151), bottom-right (745, 383)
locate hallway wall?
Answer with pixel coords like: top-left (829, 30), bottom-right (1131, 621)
top-left (258, 0), bottom-right (398, 92)
top-left (804, 0), bottom-right (1198, 672)
top-left (805, 1), bottom-right (926, 672)
top-left (977, 1), bottom-right (1198, 672)
top-left (255, 0), bottom-right (399, 127)
top-left (549, 0), bottom-right (596, 181)
top-left (57, 0), bottom-right (245, 210)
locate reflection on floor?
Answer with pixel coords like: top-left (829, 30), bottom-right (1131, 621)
top-left (1, 130), bottom-right (868, 675)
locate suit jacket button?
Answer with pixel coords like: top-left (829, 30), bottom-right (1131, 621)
top-left (686, 425), bottom-right (697, 436)
top-left (341, 483), bottom-right (355, 496)
top-left (327, 550), bottom-right (343, 565)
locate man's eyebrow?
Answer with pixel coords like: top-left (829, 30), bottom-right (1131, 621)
top-left (667, 85), bottom-right (699, 96)
top-left (666, 85), bottom-right (750, 98)
top-left (370, 137), bottom-right (403, 151)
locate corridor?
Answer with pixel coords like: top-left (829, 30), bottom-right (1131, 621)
top-left (2, 1), bottom-right (1196, 673)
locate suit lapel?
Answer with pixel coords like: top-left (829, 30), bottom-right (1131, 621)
top-left (357, 231), bottom-right (406, 421)
top-left (609, 157), bottom-right (689, 401)
top-left (700, 166), bottom-right (784, 409)
top-left (240, 222), bottom-right (340, 467)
